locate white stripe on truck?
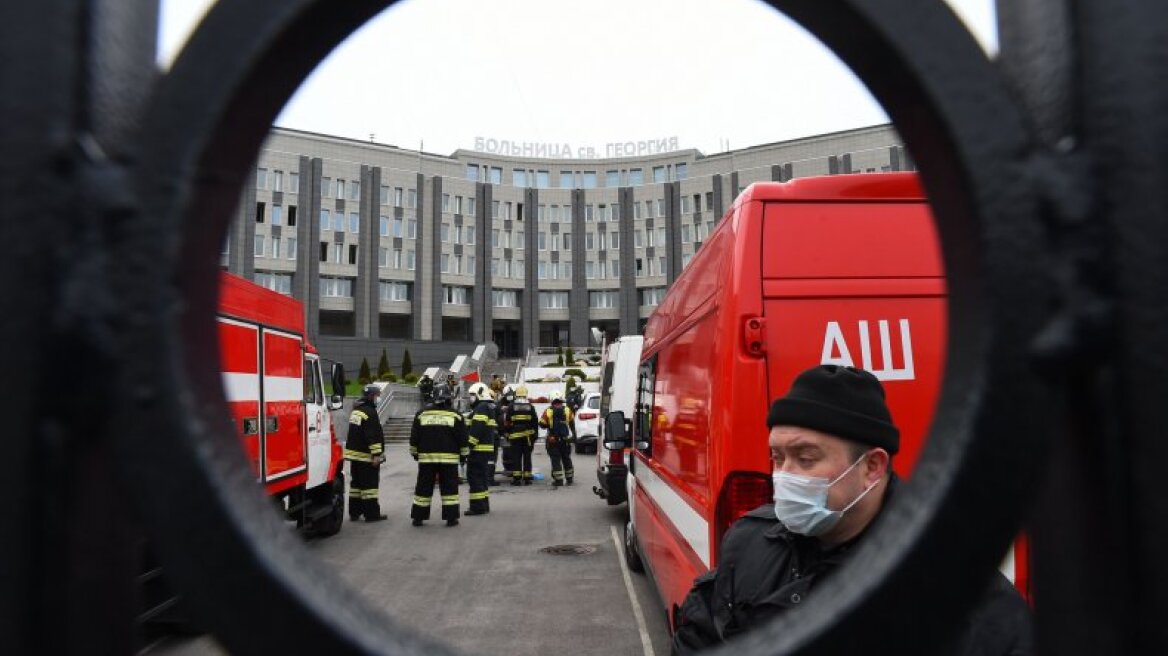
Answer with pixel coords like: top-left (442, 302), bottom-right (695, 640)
top-left (635, 458), bottom-right (711, 568)
top-left (222, 373), bottom-right (302, 403)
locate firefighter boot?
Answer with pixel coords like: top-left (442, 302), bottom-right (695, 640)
top-left (446, 518), bottom-right (459, 527)
top-left (412, 518), bottom-right (423, 527)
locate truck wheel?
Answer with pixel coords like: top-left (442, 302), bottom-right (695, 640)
top-left (309, 472), bottom-right (345, 537)
top-left (624, 519), bottom-right (644, 573)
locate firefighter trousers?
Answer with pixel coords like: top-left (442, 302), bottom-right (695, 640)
top-left (411, 462), bottom-right (460, 522)
top-left (508, 438), bottom-right (534, 482)
top-left (349, 460), bottom-right (381, 519)
top-left (546, 438), bottom-right (574, 484)
top-left (466, 453), bottom-right (491, 513)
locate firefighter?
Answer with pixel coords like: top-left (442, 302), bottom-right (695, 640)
top-left (345, 384), bottom-right (387, 522)
top-left (507, 386), bottom-right (538, 485)
top-left (496, 385), bottom-right (517, 481)
top-left (539, 390), bottom-right (577, 486)
top-left (464, 382), bottom-right (497, 515)
top-left (417, 373), bottom-right (435, 405)
top-left (409, 386), bottom-right (468, 527)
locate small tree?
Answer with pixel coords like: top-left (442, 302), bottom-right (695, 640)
top-left (564, 375), bottom-right (577, 396)
top-left (556, 346), bottom-right (565, 367)
top-left (565, 347), bottom-right (576, 365)
top-left (401, 349), bottom-right (413, 377)
top-left (377, 348), bottom-right (390, 379)
top-left (358, 358), bottom-right (372, 385)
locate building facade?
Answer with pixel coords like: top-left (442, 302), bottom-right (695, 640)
top-left (226, 124), bottom-right (910, 368)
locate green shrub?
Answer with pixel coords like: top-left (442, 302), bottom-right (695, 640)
top-left (403, 372), bottom-right (419, 384)
top-left (358, 358), bottom-right (372, 385)
top-left (377, 348), bottom-right (390, 379)
top-left (565, 347), bottom-right (576, 364)
top-left (379, 372), bottom-right (398, 383)
top-left (564, 368), bottom-right (586, 379)
top-left (401, 349), bottom-right (413, 377)
top-left (565, 376), bottom-right (577, 393)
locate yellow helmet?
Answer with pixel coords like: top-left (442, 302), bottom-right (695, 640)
top-left (515, 385), bottom-right (529, 398)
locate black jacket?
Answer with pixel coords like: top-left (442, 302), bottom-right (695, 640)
top-left (344, 398), bottom-right (384, 462)
top-left (409, 407), bottom-right (469, 464)
top-left (466, 400), bottom-right (498, 455)
top-left (672, 477), bottom-right (1032, 656)
top-left (506, 400), bottom-right (538, 441)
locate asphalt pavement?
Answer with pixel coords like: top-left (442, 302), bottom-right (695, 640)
top-left (152, 443), bottom-right (672, 656)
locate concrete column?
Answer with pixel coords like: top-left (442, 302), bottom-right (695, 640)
top-left (569, 189), bottom-right (588, 346)
top-left (304, 157), bottom-right (323, 341)
top-left (428, 174), bottom-right (442, 341)
top-left (412, 174), bottom-right (425, 340)
top-left (711, 174), bottom-right (725, 225)
top-left (354, 165), bottom-right (379, 339)
top-left (473, 182), bottom-right (493, 343)
top-left (665, 181), bottom-right (682, 284)
top-left (618, 187), bottom-right (637, 336)
top-left (522, 187), bottom-right (539, 352)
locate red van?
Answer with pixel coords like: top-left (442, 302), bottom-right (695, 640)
top-left (605, 173), bottom-right (968, 624)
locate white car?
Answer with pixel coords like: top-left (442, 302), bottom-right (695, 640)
top-left (573, 392), bottom-right (601, 454)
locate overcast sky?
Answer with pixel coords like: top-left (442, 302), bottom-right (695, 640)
top-left (158, 0), bottom-right (996, 157)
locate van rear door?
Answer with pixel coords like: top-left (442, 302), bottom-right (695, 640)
top-left (761, 199), bottom-right (946, 474)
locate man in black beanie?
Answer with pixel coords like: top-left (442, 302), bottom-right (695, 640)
top-left (671, 364), bottom-right (1032, 656)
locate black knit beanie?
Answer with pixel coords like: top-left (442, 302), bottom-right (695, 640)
top-left (766, 365), bottom-right (899, 454)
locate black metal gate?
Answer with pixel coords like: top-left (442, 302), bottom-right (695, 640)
top-left (2, 1), bottom-right (1165, 654)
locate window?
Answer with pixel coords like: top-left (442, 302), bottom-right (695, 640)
top-left (286, 237), bottom-right (297, 260)
top-left (641, 287), bottom-right (666, 307)
top-left (467, 256), bottom-right (476, 275)
top-left (270, 237), bottom-right (281, 259)
top-left (659, 256), bottom-right (666, 276)
top-left (681, 196), bottom-right (691, 214)
top-left (380, 281), bottom-right (411, 302)
top-left (270, 205), bottom-right (282, 226)
top-left (503, 201), bottom-right (512, 219)
top-left (466, 197), bottom-right (476, 216)
top-left (538, 261), bottom-right (547, 279)
top-left (516, 230), bottom-right (524, 249)
top-left (466, 164), bottom-right (479, 182)
top-left (513, 169), bottom-right (527, 187)
top-left (646, 229), bottom-right (655, 248)
top-left (539, 291), bottom-right (569, 309)
top-left (442, 193), bottom-right (450, 213)
top-left (273, 170), bottom-right (283, 191)
top-left (585, 204), bottom-right (594, 222)
top-left (492, 289), bottom-right (517, 308)
top-left (513, 259), bottom-right (524, 279)
top-left (634, 202), bottom-right (643, 220)
top-left (560, 171), bottom-right (574, 188)
top-left (657, 199), bottom-right (665, 217)
top-left (319, 276), bottom-right (353, 297)
top-left (646, 200), bottom-right (655, 218)
top-left (676, 163), bottom-right (688, 180)
top-left (379, 247), bottom-right (388, 267)
top-left (656, 227), bottom-right (667, 247)
top-left (490, 167), bottom-right (502, 185)
top-left (610, 232), bottom-right (620, 249)
top-left (681, 225), bottom-right (691, 244)
top-left (380, 215), bottom-right (389, 237)
top-left (586, 232), bottom-right (595, 250)
top-left (348, 244), bottom-right (358, 265)
top-left (406, 249), bottom-right (415, 270)
top-left (455, 196), bottom-right (463, 215)
top-left (538, 204), bottom-right (546, 221)
top-left (255, 201), bottom-right (265, 223)
top-left (441, 254), bottom-right (450, 273)
top-left (453, 225), bottom-right (462, 245)
top-left (254, 234), bottom-right (265, 257)
top-left (336, 179), bottom-right (345, 199)
top-left (319, 242), bottom-right (327, 262)
top-left (706, 221), bottom-right (714, 237)
top-left (682, 253), bottom-right (692, 268)
top-left (407, 188), bottom-right (417, 208)
top-left (582, 171), bottom-right (597, 189)
top-left (333, 212), bottom-right (345, 231)
top-left (705, 192), bottom-right (714, 211)
top-left (444, 286), bottom-right (470, 305)
top-left (441, 224), bottom-right (450, 243)
top-left (254, 271), bottom-right (291, 295)
top-left (693, 194), bottom-right (701, 213)
top-left (321, 177), bottom-right (332, 197)
top-left (492, 200), bottom-right (500, 219)
top-left (348, 212), bottom-right (359, 233)
top-left (502, 231), bottom-right (511, 248)
top-left (589, 290), bottom-right (620, 309)
top-left (596, 232), bottom-right (606, 250)
top-left (538, 232), bottom-right (547, 251)
top-left (560, 262), bottom-right (571, 279)
top-left (606, 170), bottom-right (620, 187)
top-left (653, 166), bottom-right (666, 183)
top-left (393, 249), bottom-right (402, 269)
top-left (332, 243), bottom-right (343, 263)
top-left (465, 226), bottom-right (475, 245)
top-left (536, 170), bottom-right (550, 188)
top-left (407, 219), bottom-right (417, 239)
top-left (393, 216), bottom-right (403, 237)
top-left (289, 172), bottom-right (299, 194)
top-left (550, 205), bottom-right (559, 222)
top-left (612, 203), bottom-right (620, 221)
top-left (256, 167), bottom-right (268, 190)
top-left (319, 209), bottom-right (330, 233)
top-left (380, 185), bottom-right (389, 205)
top-left (349, 180), bottom-right (360, 201)
top-left (394, 187), bottom-right (403, 207)
top-left (492, 229), bottom-right (500, 248)
top-left (628, 168), bottom-right (643, 186)
top-left (635, 257), bottom-right (644, 277)
top-left (635, 230), bottom-right (644, 248)
top-left (562, 233), bottom-right (572, 250)
top-left (585, 261), bottom-right (595, 279)
top-left (609, 259), bottom-right (620, 278)
top-left (287, 205), bottom-right (297, 227)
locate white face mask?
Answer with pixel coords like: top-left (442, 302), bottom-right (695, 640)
top-left (772, 452), bottom-right (877, 536)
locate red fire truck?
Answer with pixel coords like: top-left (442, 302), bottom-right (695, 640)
top-left (218, 272), bottom-right (348, 535)
top-left (605, 173), bottom-right (1027, 627)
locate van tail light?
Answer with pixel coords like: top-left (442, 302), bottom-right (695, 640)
top-left (579, 412), bottom-right (597, 420)
top-left (608, 447), bottom-right (624, 466)
top-left (714, 471), bottom-right (774, 561)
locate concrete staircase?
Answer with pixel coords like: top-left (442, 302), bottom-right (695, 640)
top-left (383, 417), bottom-right (414, 442)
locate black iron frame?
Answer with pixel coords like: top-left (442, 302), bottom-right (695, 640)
top-left (2, 0), bottom-right (1164, 654)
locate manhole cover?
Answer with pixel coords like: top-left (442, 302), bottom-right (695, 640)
top-left (539, 544), bottom-right (598, 556)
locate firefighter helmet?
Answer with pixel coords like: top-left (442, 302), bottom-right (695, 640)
top-left (515, 385), bottom-right (529, 398)
top-left (432, 385), bottom-right (453, 407)
top-left (549, 390), bottom-right (564, 402)
top-left (363, 383), bottom-right (382, 398)
top-left (468, 381), bottom-right (492, 401)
